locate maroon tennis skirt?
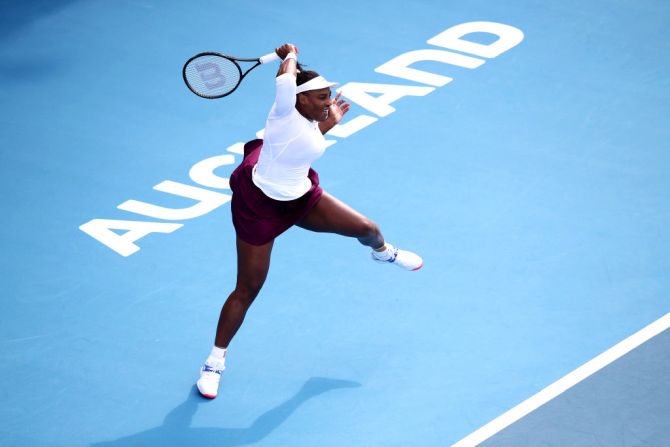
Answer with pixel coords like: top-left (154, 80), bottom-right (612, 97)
top-left (229, 139), bottom-right (323, 245)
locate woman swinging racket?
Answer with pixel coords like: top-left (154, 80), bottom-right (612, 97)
top-left (197, 43), bottom-right (423, 398)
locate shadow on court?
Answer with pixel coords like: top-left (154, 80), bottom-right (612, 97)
top-left (91, 377), bottom-right (361, 447)
top-left (0, 0), bottom-right (81, 41)
top-left (0, 0), bottom-right (80, 82)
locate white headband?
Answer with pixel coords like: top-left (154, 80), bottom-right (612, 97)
top-left (296, 75), bottom-right (339, 94)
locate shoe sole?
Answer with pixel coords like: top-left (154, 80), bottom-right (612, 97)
top-left (373, 259), bottom-right (424, 271)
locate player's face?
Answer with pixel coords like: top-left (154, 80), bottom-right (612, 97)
top-left (298, 88), bottom-right (332, 122)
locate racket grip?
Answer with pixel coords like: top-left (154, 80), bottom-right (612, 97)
top-left (259, 52), bottom-right (281, 64)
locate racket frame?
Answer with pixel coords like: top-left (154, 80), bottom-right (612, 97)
top-left (182, 52), bottom-right (275, 99)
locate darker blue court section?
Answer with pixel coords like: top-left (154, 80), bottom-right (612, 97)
top-left (1, 1), bottom-right (669, 446)
top-left (482, 328), bottom-right (670, 447)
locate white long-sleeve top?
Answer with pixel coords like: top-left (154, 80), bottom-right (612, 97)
top-left (252, 73), bottom-right (328, 201)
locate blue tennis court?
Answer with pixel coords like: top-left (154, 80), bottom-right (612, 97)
top-left (2, 1), bottom-right (669, 446)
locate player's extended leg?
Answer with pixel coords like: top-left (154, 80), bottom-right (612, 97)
top-left (297, 191), bottom-right (385, 248)
top-left (297, 191), bottom-right (423, 270)
top-left (198, 236), bottom-right (274, 398)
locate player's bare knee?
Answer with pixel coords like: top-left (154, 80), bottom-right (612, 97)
top-left (360, 218), bottom-right (381, 238)
top-left (234, 280), bottom-right (264, 304)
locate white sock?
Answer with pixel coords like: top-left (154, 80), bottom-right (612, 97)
top-left (208, 346), bottom-right (227, 364)
top-left (372, 243), bottom-right (394, 261)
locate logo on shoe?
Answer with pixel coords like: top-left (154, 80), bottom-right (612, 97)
top-left (202, 364), bottom-right (222, 374)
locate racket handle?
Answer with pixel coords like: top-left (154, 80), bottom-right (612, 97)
top-left (259, 52), bottom-right (281, 64)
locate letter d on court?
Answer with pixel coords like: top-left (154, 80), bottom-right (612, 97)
top-left (427, 21), bottom-right (524, 59)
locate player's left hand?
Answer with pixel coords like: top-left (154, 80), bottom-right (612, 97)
top-left (328, 92), bottom-right (350, 124)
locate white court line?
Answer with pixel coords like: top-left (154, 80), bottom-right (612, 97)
top-left (451, 312), bottom-right (670, 447)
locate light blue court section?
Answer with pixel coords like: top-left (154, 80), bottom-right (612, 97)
top-left (1, 0), bottom-right (669, 446)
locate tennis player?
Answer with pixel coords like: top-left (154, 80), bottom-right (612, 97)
top-left (197, 43), bottom-right (423, 398)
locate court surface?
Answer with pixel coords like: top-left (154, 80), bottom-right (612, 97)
top-left (1, 1), bottom-right (669, 446)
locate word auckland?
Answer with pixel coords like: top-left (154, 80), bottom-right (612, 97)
top-left (80, 21), bottom-right (524, 257)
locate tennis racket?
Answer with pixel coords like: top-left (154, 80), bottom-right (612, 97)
top-left (183, 51), bottom-right (281, 99)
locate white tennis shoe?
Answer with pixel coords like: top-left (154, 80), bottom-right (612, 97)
top-left (372, 244), bottom-right (423, 271)
top-left (197, 358), bottom-right (225, 399)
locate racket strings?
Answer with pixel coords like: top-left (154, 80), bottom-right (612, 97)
top-left (184, 55), bottom-right (241, 98)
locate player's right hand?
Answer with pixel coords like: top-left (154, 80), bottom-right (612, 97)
top-left (276, 43), bottom-right (298, 59)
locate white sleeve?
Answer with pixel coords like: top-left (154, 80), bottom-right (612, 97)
top-left (269, 73), bottom-right (297, 118)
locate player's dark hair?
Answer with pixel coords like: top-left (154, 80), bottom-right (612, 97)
top-left (296, 68), bottom-right (319, 87)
